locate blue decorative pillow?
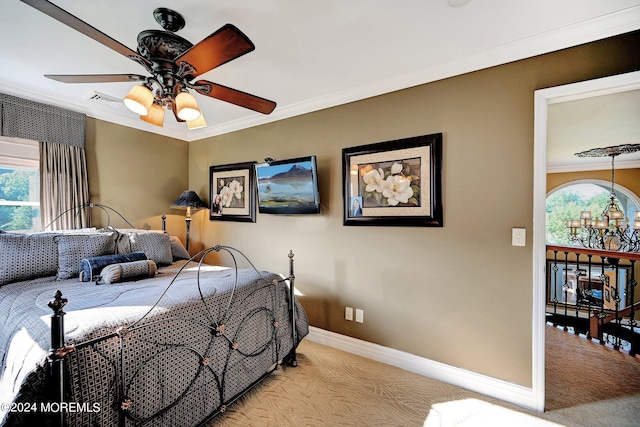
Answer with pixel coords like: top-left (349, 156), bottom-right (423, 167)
top-left (79, 251), bottom-right (147, 282)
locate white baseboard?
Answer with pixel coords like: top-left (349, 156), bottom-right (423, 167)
top-left (306, 326), bottom-right (538, 412)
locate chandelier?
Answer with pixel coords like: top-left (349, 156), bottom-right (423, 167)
top-left (566, 143), bottom-right (640, 252)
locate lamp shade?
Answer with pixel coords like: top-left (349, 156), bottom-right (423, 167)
top-left (124, 85), bottom-right (154, 116)
top-left (175, 92), bottom-right (201, 121)
top-left (140, 102), bottom-right (165, 127)
top-left (171, 190), bottom-right (205, 210)
top-left (187, 113), bottom-right (207, 130)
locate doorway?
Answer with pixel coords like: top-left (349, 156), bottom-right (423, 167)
top-left (532, 70), bottom-right (640, 411)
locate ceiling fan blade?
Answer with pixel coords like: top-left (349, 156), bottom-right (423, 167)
top-left (20, 0), bottom-right (151, 68)
top-left (176, 24), bottom-right (255, 78)
top-left (45, 74), bottom-right (147, 84)
top-left (194, 80), bottom-right (276, 114)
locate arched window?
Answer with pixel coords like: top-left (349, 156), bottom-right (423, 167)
top-left (546, 179), bottom-right (640, 245)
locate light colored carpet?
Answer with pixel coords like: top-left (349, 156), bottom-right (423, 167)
top-left (208, 326), bottom-right (640, 426)
top-left (543, 325), bottom-right (640, 427)
top-left (545, 324), bottom-right (640, 411)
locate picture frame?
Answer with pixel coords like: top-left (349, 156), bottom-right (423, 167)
top-left (342, 133), bottom-right (443, 227)
top-left (209, 161), bottom-right (256, 222)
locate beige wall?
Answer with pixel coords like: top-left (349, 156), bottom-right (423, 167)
top-left (85, 118), bottom-right (189, 238)
top-left (187, 31), bottom-right (639, 388)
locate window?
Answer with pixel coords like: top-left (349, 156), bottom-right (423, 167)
top-left (0, 137), bottom-right (40, 232)
top-left (546, 179), bottom-right (640, 246)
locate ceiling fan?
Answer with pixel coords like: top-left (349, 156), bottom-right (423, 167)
top-left (21, 0), bottom-right (277, 129)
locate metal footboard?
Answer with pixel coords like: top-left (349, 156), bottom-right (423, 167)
top-left (46, 247), bottom-right (301, 427)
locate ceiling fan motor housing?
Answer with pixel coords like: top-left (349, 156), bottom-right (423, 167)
top-left (137, 30), bottom-right (193, 63)
top-left (136, 29), bottom-right (195, 100)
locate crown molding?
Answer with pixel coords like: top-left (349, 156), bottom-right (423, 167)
top-left (3, 6), bottom-right (639, 143)
top-left (547, 158), bottom-right (640, 174)
top-left (198, 5), bottom-right (640, 140)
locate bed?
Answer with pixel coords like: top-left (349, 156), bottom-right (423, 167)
top-left (0, 216), bottom-right (308, 426)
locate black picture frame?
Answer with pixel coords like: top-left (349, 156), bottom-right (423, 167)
top-left (342, 133), bottom-right (443, 227)
top-left (209, 161), bottom-right (256, 222)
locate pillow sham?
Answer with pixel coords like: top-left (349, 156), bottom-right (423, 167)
top-left (0, 232), bottom-right (59, 285)
top-left (55, 233), bottom-right (116, 280)
top-left (169, 235), bottom-right (190, 261)
top-left (125, 232), bottom-right (173, 266)
top-left (99, 259), bottom-right (157, 284)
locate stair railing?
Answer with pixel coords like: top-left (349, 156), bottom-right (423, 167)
top-left (546, 245), bottom-right (638, 355)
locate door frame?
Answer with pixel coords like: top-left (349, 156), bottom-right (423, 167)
top-left (532, 70), bottom-right (640, 411)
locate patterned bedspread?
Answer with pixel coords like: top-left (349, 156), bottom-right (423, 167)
top-left (0, 260), bottom-right (309, 426)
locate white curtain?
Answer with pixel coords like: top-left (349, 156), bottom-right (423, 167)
top-left (39, 141), bottom-right (90, 230)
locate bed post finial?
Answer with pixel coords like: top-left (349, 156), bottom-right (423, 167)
top-left (48, 290), bottom-right (67, 316)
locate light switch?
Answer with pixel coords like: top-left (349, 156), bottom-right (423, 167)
top-left (512, 228), bottom-right (526, 246)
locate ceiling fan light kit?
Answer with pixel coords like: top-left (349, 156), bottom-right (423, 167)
top-left (21, 0), bottom-right (277, 130)
top-left (140, 102), bottom-right (166, 127)
top-left (175, 91), bottom-right (201, 121)
top-left (187, 114), bottom-right (207, 130)
top-left (123, 85), bottom-right (154, 116)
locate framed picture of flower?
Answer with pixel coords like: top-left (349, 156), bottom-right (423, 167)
top-left (342, 133), bottom-right (443, 227)
top-left (209, 161), bottom-right (256, 222)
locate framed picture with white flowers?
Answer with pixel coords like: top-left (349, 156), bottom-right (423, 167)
top-left (209, 161), bottom-right (256, 222)
top-left (342, 133), bottom-right (442, 227)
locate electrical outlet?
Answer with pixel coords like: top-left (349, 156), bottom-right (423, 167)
top-left (355, 309), bottom-right (364, 323)
top-left (345, 306), bottom-right (353, 321)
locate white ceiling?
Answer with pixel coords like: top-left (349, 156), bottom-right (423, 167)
top-left (1, 0), bottom-right (640, 166)
top-left (547, 89), bottom-right (640, 172)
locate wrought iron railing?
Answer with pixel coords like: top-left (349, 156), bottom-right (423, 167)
top-left (546, 245), bottom-right (639, 355)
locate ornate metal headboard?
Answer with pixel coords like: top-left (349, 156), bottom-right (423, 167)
top-left (41, 203), bottom-right (137, 231)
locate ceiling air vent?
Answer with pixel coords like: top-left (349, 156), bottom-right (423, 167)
top-left (85, 91), bottom-right (123, 108)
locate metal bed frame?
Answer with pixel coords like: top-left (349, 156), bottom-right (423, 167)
top-left (43, 210), bottom-right (300, 426)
